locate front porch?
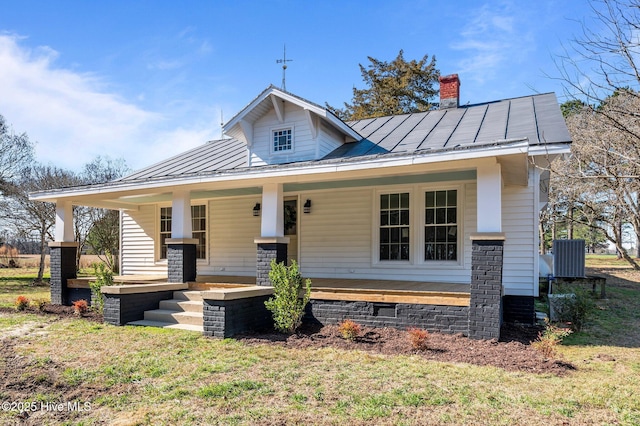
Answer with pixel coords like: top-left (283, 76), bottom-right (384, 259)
top-left (69, 274), bottom-right (471, 306)
top-left (51, 229), bottom-right (503, 339)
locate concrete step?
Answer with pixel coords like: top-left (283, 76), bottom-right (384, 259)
top-left (127, 319), bottom-right (203, 332)
top-left (173, 290), bottom-right (203, 302)
top-left (144, 309), bottom-right (203, 326)
top-left (159, 299), bottom-right (203, 313)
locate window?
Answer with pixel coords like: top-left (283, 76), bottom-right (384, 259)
top-left (160, 207), bottom-right (172, 259)
top-left (159, 205), bottom-right (207, 260)
top-left (379, 193), bottom-right (410, 261)
top-left (273, 128), bottom-right (292, 152)
top-left (191, 205), bottom-right (207, 259)
top-left (424, 190), bottom-right (457, 261)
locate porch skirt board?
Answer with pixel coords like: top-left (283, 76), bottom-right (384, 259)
top-left (305, 300), bottom-right (470, 335)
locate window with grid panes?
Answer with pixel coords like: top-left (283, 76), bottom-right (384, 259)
top-left (379, 192), bottom-right (410, 261)
top-left (273, 128), bottom-right (292, 152)
top-left (159, 205), bottom-right (207, 260)
top-left (424, 190), bottom-right (457, 261)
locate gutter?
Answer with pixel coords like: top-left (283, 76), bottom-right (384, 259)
top-left (30, 138), bottom-right (569, 202)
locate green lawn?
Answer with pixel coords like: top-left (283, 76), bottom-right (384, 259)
top-left (0, 261), bottom-right (639, 425)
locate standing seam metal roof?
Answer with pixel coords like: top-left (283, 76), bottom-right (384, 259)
top-left (118, 92), bottom-right (570, 182)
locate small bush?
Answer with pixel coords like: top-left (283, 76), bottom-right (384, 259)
top-left (339, 319), bottom-right (361, 341)
top-left (15, 295), bottom-right (30, 311)
top-left (532, 320), bottom-right (572, 359)
top-left (32, 299), bottom-right (47, 311)
top-left (552, 284), bottom-right (596, 332)
top-left (264, 260), bottom-right (311, 334)
top-left (407, 327), bottom-right (429, 350)
top-left (73, 299), bottom-right (89, 316)
top-left (90, 262), bottom-right (114, 313)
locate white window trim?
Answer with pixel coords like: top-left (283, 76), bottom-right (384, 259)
top-left (270, 125), bottom-right (295, 155)
top-left (372, 187), bottom-right (415, 267)
top-left (417, 184), bottom-right (464, 267)
top-left (156, 203), bottom-right (209, 264)
top-left (371, 184), bottom-right (466, 269)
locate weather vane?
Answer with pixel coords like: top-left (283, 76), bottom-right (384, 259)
top-left (276, 45), bottom-right (293, 91)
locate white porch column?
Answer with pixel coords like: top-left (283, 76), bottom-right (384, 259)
top-left (167, 190), bottom-right (197, 283)
top-left (55, 200), bottom-right (74, 242)
top-left (171, 190), bottom-right (192, 239)
top-left (50, 200), bottom-right (78, 305)
top-left (260, 182), bottom-right (284, 237)
top-left (476, 159), bottom-right (503, 233)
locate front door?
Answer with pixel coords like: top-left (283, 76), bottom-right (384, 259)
top-left (284, 198), bottom-right (298, 265)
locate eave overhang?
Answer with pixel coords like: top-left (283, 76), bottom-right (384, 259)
top-left (29, 138), bottom-right (571, 208)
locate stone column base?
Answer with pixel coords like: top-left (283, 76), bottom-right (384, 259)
top-left (49, 242), bottom-right (78, 305)
top-left (167, 238), bottom-right (197, 283)
top-left (254, 237), bottom-right (289, 286)
top-left (469, 234), bottom-right (505, 340)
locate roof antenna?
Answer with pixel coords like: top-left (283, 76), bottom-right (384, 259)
top-left (220, 110), bottom-right (224, 139)
top-left (276, 44), bottom-right (293, 91)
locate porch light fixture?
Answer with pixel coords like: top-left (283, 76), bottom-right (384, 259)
top-left (253, 203), bottom-right (261, 216)
top-left (303, 199), bottom-right (312, 214)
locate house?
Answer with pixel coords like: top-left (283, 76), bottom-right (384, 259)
top-left (31, 74), bottom-right (572, 339)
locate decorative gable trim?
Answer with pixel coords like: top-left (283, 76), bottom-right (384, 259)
top-left (304, 109), bottom-right (318, 140)
top-left (271, 95), bottom-right (285, 123)
top-left (223, 85), bottom-right (361, 145)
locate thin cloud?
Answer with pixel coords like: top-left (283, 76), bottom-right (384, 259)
top-left (0, 34), bottom-right (213, 172)
top-left (450, 2), bottom-right (534, 84)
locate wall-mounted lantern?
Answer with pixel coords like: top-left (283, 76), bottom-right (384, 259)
top-left (303, 199), bottom-right (312, 214)
top-left (253, 203), bottom-right (261, 217)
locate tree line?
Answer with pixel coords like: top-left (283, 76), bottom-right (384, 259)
top-left (0, 116), bottom-right (128, 282)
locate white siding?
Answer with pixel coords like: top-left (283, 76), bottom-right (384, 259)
top-left (502, 167), bottom-right (537, 296)
top-left (250, 103), bottom-right (344, 165)
top-left (121, 205), bottom-right (167, 275)
top-left (298, 184), bottom-right (476, 284)
top-left (203, 197), bottom-right (261, 276)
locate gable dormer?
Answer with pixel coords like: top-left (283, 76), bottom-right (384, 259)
top-left (223, 85), bottom-right (360, 166)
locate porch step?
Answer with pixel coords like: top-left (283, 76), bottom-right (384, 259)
top-left (159, 299), bottom-right (202, 313)
top-left (127, 320), bottom-right (203, 332)
top-left (173, 290), bottom-right (204, 302)
top-left (143, 309), bottom-right (203, 326)
top-left (126, 289), bottom-right (205, 332)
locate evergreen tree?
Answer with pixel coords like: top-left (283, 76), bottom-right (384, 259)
top-left (328, 50), bottom-right (440, 120)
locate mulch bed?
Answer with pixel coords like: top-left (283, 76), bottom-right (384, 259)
top-left (0, 304), bottom-right (103, 322)
top-left (237, 323), bottom-right (575, 375)
top-left (1, 306), bottom-right (573, 375)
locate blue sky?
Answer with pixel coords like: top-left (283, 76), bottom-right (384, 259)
top-left (0, 0), bottom-right (599, 171)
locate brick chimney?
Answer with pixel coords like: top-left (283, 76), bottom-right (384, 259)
top-left (439, 74), bottom-right (460, 109)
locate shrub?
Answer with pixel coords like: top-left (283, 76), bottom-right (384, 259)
top-left (407, 327), bottom-right (429, 350)
top-left (264, 260), bottom-right (311, 334)
top-left (532, 320), bottom-right (572, 359)
top-left (73, 299), bottom-right (89, 316)
top-left (90, 262), bottom-right (114, 313)
top-left (339, 319), bottom-right (361, 341)
top-left (15, 295), bottom-right (29, 311)
top-left (551, 284), bottom-right (596, 332)
top-left (32, 298), bottom-right (47, 312)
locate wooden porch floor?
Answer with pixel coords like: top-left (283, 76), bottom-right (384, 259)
top-left (196, 276), bottom-right (471, 306)
top-left (71, 275), bottom-right (471, 307)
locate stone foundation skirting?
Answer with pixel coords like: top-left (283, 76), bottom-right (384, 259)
top-left (203, 295), bottom-right (272, 338)
top-left (502, 296), bottom-right (535, 324)
top-left (103, 291), bottom-right (175, 326)
top-left (305, 300), bottom-right (469, 334)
